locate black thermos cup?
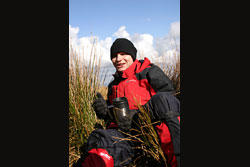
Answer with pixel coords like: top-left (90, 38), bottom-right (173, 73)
top-left (108, 97), bottom-right (130, 123)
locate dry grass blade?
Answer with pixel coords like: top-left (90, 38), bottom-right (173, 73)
top-left (69, 38), bottom-right (108, 167)
top-left (112, 104), bottom-right (168, 167)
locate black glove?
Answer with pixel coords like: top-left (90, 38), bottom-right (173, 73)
top-left (117, 109), bottom-right (138, 132)
top-left (93, 92), bottom-right (108, 119)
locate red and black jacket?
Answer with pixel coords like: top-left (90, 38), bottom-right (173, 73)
top-left (80, 58), bottom-right (180, 167)
top-left (106, 58), bottom-right (179, 167)
top-left (107, 57), bottom-right (175, 109)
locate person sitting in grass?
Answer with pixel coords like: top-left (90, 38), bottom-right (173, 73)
top-left (76, 38), bottom-right (180, 167)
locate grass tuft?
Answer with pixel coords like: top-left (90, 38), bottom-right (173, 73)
top-left (69, 39), bottom-right (180, 166)
top-left (69, 39), bottom-right (107, 166)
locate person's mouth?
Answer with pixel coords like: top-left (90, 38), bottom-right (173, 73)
top-left (116, 63), bottom-right (125, 68)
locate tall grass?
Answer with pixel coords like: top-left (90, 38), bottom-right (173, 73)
top-left (69, 40), bottom-right (107, 166)
top-left (69, 39), bottom-right (180, 166)
top-left (152, 47), bottom-right (180, 98)
top-left (114, 104), bottom-right (168, 167)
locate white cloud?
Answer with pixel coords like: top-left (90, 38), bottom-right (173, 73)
top-left (131, 33), bottom-right (158, 60)
top-left (69, 23), bottom-right (180, 85)
top-left (112, 26), bottom-right (131, 40)
top-left (69, 26), bottom-right (112, 68)
top-left (69, 25), bottom-right (80, 49)
top-left (169, 21), bottom-right (180, 37)
top-left (69, 25), bottom-right (79, 39)
top-left (154, 21), bottom-right (180, 64)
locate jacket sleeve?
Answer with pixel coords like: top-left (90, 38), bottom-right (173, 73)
top-left (146, 65), bottom-right (176, 95)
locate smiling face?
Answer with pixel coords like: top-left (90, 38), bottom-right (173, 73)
top-left (111, 52), bottom-right (134, 72)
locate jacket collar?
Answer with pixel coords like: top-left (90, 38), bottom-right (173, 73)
top-left (121, 59), bottom-right (139, 78)
top-left (112, 57), bottom-right (152, 79)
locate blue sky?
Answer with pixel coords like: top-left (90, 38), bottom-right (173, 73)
top-left (69, 0), bottom-right (180, 40)
top-left (69, 0), bottom-right (180, 86)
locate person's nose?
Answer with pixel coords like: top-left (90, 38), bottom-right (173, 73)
top-left (116, 54), bottom-right (122, 61)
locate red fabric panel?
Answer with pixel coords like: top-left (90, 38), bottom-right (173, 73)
top-left (155, 122), bottom-right (177, 167)
top-left (107, 122), bottom-right (118, 129)
top-left (82, 148), bottom-right (114, 167)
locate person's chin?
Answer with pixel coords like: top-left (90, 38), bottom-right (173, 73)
top-left (117, 69), bottom-right (124, 72)
top-left (117, 67), bottom-right (126, 72)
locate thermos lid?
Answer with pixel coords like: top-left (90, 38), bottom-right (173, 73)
top-left (112, 97), bottom-right (127, 103)
top-left (112, 97), bottom-right (129, 108)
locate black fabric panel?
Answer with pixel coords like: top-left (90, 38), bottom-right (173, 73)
top-left (135, 67), bottom-right (151, 80)
top-left (146, 65), bottom-right (175, 94)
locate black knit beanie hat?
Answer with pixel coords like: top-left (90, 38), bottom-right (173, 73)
top-left (110, 38), bottom-right (137, 61)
